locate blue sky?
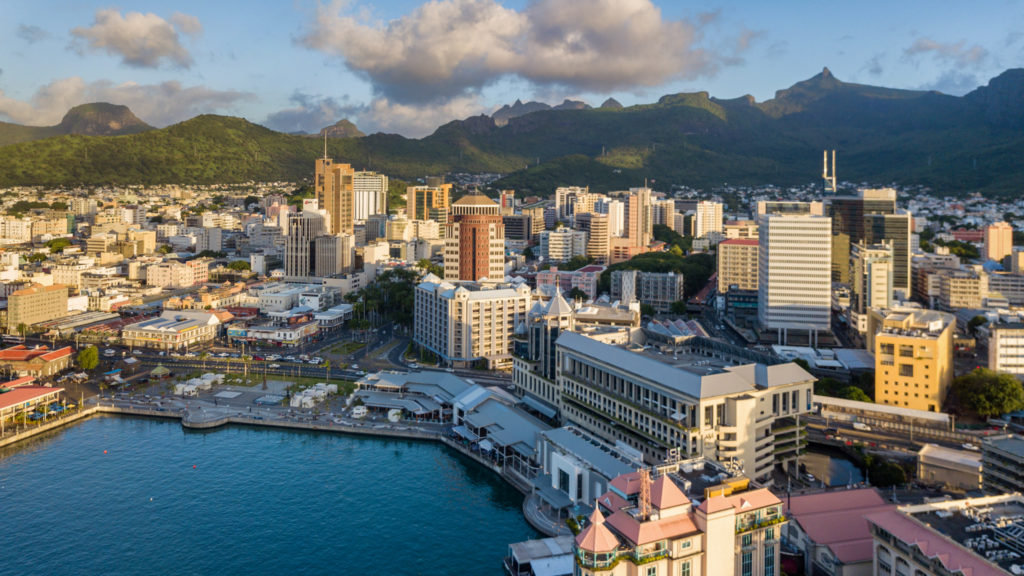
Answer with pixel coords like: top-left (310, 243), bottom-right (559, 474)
top-left (1, 0), bottom-right (1021, 137)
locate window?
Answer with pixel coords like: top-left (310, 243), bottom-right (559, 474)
top-left (741, 552), bottom-right (752, 576)
top-left (679, 561), bottom-right (691, 576)
top-left (766, 528), bottom-right (774, 540)
top-left (764, 545), bottom-right (775, 576)
top-left (899, 364), bottom-right (914, 377)
top-left (899, 345), bottom-right (914, 357)
top-left (742, 533), bottom-right (752, 547)
top-left (647, 567), bottom-right (657, 576)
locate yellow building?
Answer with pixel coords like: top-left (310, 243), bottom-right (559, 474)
top-left (984, 221), bottom-right (1013, 262)
top-left (870, 306), bottom-right (954, 412)
top-left (8, 284), bottom-right (68, 334)
top-left (406, 184), bottom-right (452, 222)
top-left (315, 157), bottom-right (355, 235)
top-left (717, 238), bottom-right (758, 293)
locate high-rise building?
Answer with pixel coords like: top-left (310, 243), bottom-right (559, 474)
top-left (594, 198), bottom-right (624, 237)
top-left (443, 195), bottom-right (505, 281)
top-left (624, 187), bottom-right (652, 247)
top-left (314, 234), bottom-right (354, 277)
top-left (869, 305), bottom-right (954, 412)
top-left (539, 227), bottom-right (587, 263)
top-left (695, 200), bottom-right (723, 239)
top-left (850, 242), bottom-right (894, 321)
top-left (502, 215), bottom-right (535, 243)
top-left (285, 209), bottom-right (326, 280)
top-left (499, 189), bottom-right (515, 215)
top-left (984, 221), bottom-right (1013, 262)
top-left (611, 270), bottom-right (685, 313)
top-left (576, 212), bottom-right (609, 264)
top-left (827, 188), bottom-right (905, 288)
top-left (314, 157), bottom-right (355, 235)
top-left (406, 184), bottom-right (452, 222)
top-left (352, 171), bottom-right (389, 221)
top-left (414, 276), bottom-right (531, 369)
top-left (554, 186), bottom-right (588, 220)
top-left (758, 204), bottom-right (832, 346)
top-left (718, 238), bottom-right (759, 293)
top-left (864, 212), bottom-right (911, 298)
top-left (650, 198), bottom-right (677, 230)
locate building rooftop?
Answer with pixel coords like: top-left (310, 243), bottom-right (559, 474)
top-left (785, 488), bottom-right (895, 565)
top-left (869, 495), bottom-right (1024, 575)
top-left (10, 283), bottom-right (67, 297)
top-left (984, 434), bottom-right (1024, 457)
top-left (452, 194), bottom-right (497, 206)
top-left (557, 331), bottom-right (812, 400)
top-left (540, 426), bottom-right (642, 481)
top-left (0, 345), bottom-right (73, 363)
top-left (0, 386), bottom-right (63, 411)
top-left (719, 238), bottom-right (759, 246)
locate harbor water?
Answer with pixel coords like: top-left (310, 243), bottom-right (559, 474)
top-left (0, 415), bottom-right (538, 575)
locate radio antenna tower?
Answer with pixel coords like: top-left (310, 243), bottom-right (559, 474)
top-left (822, 150), bottom-right (837, 193)
top-left (323, 130), bottom-right (328, 161)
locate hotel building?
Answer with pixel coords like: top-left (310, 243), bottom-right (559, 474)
top-left (414, 275), bottom-right (531, 369)
top-left (869, 306), bottom-right (954, 412)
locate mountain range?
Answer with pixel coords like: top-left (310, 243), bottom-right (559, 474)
top-left (0, 103), bottom-right (152, 146)
top-left (0, 68), bottom-right (1023, 196)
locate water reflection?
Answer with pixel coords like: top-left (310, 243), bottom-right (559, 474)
top-left (802, 449), bottom-right (864, 487)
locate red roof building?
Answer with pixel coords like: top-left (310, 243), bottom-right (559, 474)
top-left (0, 345), bottom-right (74, 377)
top-left (0, 385), bottom-right (64, 421)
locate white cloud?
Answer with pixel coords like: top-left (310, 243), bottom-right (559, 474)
top-left (70, 9), bottom-right (200, 68)
top-left (904, 38), bottom-right (989, 69)
top-left (0, 77), bottom-right (254, 127)
top-left (301, 0), bottom-right (730, 104)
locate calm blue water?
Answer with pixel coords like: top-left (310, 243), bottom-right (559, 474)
top-left (0, 416), bottom-right (538, 575)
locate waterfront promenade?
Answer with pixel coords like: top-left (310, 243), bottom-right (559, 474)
top-left (0, 393), bottom-right (566, 536)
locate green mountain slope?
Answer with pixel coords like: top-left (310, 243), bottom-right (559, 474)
top-left (0, 69), bottom-right (1022, 195)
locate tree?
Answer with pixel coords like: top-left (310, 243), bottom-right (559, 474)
top-left (227, 260), bottom-right (251, 271)
top-left (838, 386), bottom-right (872, 402)
top-left (561, 255), bottom-right (592, 271)
top-left (669, 244), bottom-right (684, 257)
top-left (244, 195), bottom-right (260, 208)
top-left (16, 323), bottom-right (27, 339)
top-left (199, 352), bottom-right (209, 371)
top-left (417, 258), bottom-right (443, 277)
top-left (950, 368), bottom-right (1024, 419)
top-left (323, 360), bottom-right (331, 382)
top-left (27, 253), bottom-right (47, 263)
top-left (46, 237), bottom-right (72, 253)
top-left (77, 346), bottom-right (99, 371)
top-left (196, 250), bottom-right (226, 259)
top-left (158, 245), bottom-right (173, 254)
top-left (567, 287), bottom-right (589, 301)
top-left (640, 304), bottom-right (656, 317)
top-left (669, 300), bottom-right (688, 315)
top-left (522, 246), bottom-right (535, 260)
top-left (967, 315), bottom-right (988, 335)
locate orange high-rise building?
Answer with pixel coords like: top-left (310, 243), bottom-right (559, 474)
top-left (444, 195), bottom-right (505, 281)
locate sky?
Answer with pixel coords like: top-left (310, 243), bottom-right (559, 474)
top-left (1, 0), bottom-right (1022, 137)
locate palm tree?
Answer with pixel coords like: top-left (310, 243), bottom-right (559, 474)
top-left (322, 360), bottom-right (331, 383)
top-left (199, 351), bottom-right (209, 372)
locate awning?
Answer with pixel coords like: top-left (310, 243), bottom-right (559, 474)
top-left (452, 425), bottom-right (478, 441)
top-left (479, 439), bottom-right (494, 452)
top-left (531, 555), bottom-right (573, 576)
top-left (531, 474), bottom-right (574, 510)
top-left (520, 395), bottom-right (557, 419)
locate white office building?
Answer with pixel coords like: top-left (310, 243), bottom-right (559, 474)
top-left (540, 228), bottom-right (587, 263)
top-left (694, 200), bottom-right (723, 239)
top-left (758, 207), bottom-right (832, 346)
top-left (353, 171), bottom-right (389, 221)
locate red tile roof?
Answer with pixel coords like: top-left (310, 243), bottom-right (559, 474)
top-left (0, 386), bottom-right (63, 410)
top-left (2, 376), bottom-right (37, 388)
top-left (0, 345), bottom-right (73, 363)
top-left (865, 509), bottom-right (1005, 576)
top-left (785, 489), bottom-right (894, 565)
top-left (576, 506), bottom-right (620, 553)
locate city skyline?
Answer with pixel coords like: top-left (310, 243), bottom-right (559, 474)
top-left (1, 0), bottom-right (1021, 137)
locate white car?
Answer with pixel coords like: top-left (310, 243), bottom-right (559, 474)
top-left (269, 363), bottom-right (281, 368)
top-left (104, 349), bottom-right (116, 356)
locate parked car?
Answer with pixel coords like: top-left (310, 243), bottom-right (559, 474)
top-left (269, 363), bottom-right (280, 368)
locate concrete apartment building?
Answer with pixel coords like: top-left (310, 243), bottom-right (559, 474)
top-left (576, 212), bottom-right (610, 264)
top-left (984, 221), bottom-right (1013, 262)
top-left (938, 268), bottom-right (987, 311)
top-left (610, 270), bottom-right (685, 313)
top-left (694, 200), bottom-right (723, 239)
top-left (443, 195), bottom-right (505, 282)
top-left (540, 227), bottom-right (587, 263)
top-left (717, 238), bottom-right (758, 293)
top-left (414, 275), bottom-right (531, 369)
top-left (869, 306), bottom-right (954, 412)
top-left (547, 331), bottom-right (814, 483)
top-left (988, 322), bottom-right (1024, 376)
top-left (145, 259), bottom-right (211, 289)
top-left (850, 242), bottom-right (894, 334)
top-left (981, 434), bottom-right (1024, 494)
top-left (757, 206), bottom-right (833, 345)
top-left (8, 284), bottom-right (69, 333)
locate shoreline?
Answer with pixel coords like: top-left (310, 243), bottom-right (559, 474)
top-left (0, 401), bottom-right (562, 536)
